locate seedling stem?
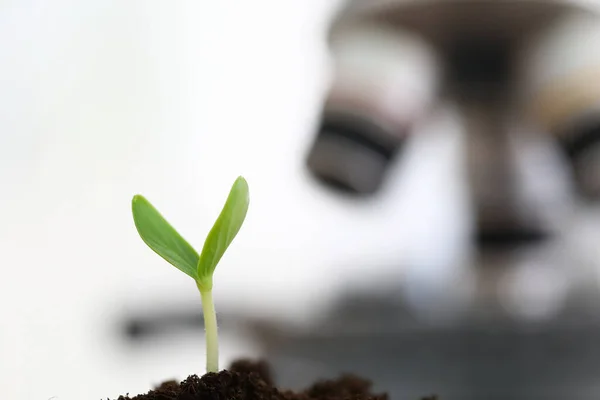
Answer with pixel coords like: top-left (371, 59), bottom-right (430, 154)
top-left (199, 287), bottom-right (219, 372)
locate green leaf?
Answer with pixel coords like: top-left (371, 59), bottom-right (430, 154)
top-left (197, 176), bottom-right (249, 289)
top-left (132, 195), bottom-right (200, 280)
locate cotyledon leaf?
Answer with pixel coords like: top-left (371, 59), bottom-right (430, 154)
top-left (196, 176), bottom-right (249, 289)
top-left (132, 195), bottom-right (200, 280)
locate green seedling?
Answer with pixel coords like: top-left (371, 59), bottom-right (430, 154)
top-left (131, 176), bottom-right (249, 373)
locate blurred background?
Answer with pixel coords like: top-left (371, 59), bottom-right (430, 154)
top-left (3, 0), bottom-right (600, 399)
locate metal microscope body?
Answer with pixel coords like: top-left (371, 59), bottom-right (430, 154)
top-left (306, 0), bottom-right (600, 318)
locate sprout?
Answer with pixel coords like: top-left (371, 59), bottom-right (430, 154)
top-left (131, 176), bottom-right (249, 373)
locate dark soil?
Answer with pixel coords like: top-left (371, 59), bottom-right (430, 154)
top-left (108, 359), bottom-right (437, 400)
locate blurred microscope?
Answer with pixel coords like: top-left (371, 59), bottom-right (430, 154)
top-left (250, 1), bottom-right (600, 399)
